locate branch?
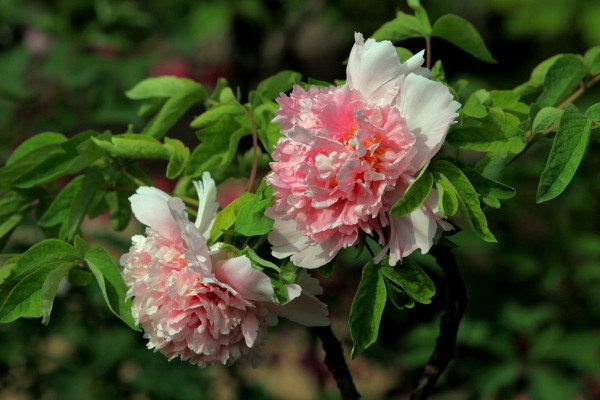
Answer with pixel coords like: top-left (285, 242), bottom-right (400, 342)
top-left (312, 325), bottom-right (361, 400)
top-left (410, 245), bottom-right (467, 400)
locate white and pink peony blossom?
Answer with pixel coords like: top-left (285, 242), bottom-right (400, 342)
top-left (120, 172), bottom-right (329, 368)
top-left (267, 33), bottom-right (460, 268)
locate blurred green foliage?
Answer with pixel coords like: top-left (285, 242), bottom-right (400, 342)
top-left (1, 0), bottom-right (599, 399)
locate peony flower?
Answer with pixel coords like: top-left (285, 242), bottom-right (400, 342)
top-left (120, 172), bottom-right (329, 368)
top-left (267, 32), bottom-right (460, 268)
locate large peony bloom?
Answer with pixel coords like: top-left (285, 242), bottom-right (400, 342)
top-left (267, 33), bottom-right (460, 268)
top-left (120, 173), bottom-right (328, 368)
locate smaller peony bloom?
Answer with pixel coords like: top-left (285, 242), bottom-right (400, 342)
top-left (267, 33), bottom-right (460, 268)
top-left (121, 173), bottom-right (328, 368)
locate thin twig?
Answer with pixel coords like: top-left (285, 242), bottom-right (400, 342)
top-left (312, 326), bottom-right (361, 400)
top-left (556, 73), bottom-right (600, 110)
top-left (410, 245), bottom-right (467, 400)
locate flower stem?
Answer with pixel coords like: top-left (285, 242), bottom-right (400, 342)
top-left (410, 244), bottom-right (467, 400)
top-left (312, 325), bottom-right (361, 400)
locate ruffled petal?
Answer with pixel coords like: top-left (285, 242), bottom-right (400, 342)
top-left (130, 187), bottom-right (181, 241)
top-left (346, 32), bottom-right (402, 105)
top-left (214, 256), bottom-right (275, 303)
top-left (395, 73), bottom-right (461, 172)
top-left (267, 209), bottom-right (336, 268)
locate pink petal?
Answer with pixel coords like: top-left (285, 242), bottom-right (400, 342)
top-left (214, 256), bottom-right (275, 303)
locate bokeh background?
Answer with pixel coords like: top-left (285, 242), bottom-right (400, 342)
top-left (1, 0), bottom-right (600, 399)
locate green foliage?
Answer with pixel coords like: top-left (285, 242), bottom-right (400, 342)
top-left (537, 55), bottom-right (587, 107)
top-left (234, 182), bottom-right (274, 236)
top-left (0, 240), bottom-right (80, 324)
top-left (372, 11), bottom-right (430, 41)
top-left (431, 14), bottom-right (497, 63)
top-left (431, 160), bottom-right (497, 242)
top-left (349, 256), bottom-right (436, 358)
top-left (349, 262), bottom-right (386, 359)
top-left (537, 104), bottom-right (592, 202)
top-left (129, 77), bottom-right (209, 139)
top-left (448, 108), bottom-right (526, 154)
top-left (390, 170), bottom-right (434, 217)
top-left (83, 246), bottom-right (138, 330)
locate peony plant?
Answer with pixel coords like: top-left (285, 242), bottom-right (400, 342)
top-left (1, 1), bottom-right (599, 399)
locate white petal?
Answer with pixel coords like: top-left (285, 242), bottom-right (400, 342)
top-left (346, 32), bottom-right (402, 105)
top-left (214, 256), bottom-right (275, 303)
top-left (193, 172), bottom-right (219, 239)
top-left (376, 203), bottom-right (437, 266)
top-left (398, 50), bottom-right (430, 77)
top-left (266, 209), bottom-right (334, 269)
top-left (130, 187), bottom-right (181, 240)
top-left (396, 73), bottom-right (461, 172)
top-left (268, 295), bottom-right (329, 326)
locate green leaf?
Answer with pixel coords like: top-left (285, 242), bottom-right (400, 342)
top-left (431, 14), bottom-right (497, 63)
top-left (234, 184), bottom-right (274, 236)
top-left (0, 189), bottom-right (39, 245)
top-left (5, 132), bottom-right (66, 165)
top-left (384, 280), bottom-right (415, 310)
top-left (461, 89), bottom-right (490, 118)
top-left (537, 54), bottom-right (586, 107)
top-left (447, 108), bottom-right (526, 154)
top-left (380, 258), bottom-right (435, 304)
top-left (390, 171), bottom-right (433, 217)
top-left (141, 82), bottom-right (208, 139)
top-left (583, 46), bottom-right (600, 74)
top-left (84, 246), bottom-right (138, 330)
top-left (253, 102), bottom-right (283, 152)
top-left (514, 54), bottom-right (562, 97)
top-left (435, 174), bottom-right (459, 217)
top-left (0, 141), bottom-right (66, 190)
top-left (407, 0), bottom-right (432, 33)
top-left (349, 262), bottom-right (387, 358)
top-left (164, 137), bottom-right (190, 179)
top-left (187, 116), bottom-right (249, 177)
top-left (66, 167), bottom-right (104, 241)
top-left (585, 103), bottom-right (600, 121)
top-left (190, 103), bottom-right (245, 128)
top-left (431, 160), bottom-right (496, 242)
top-left (462, 168), bottom-right (516, 208)
top-left (0, 240), bottom-right (80, 324)
top-left (11, 131), bottom-right (103, 189)
top-left (537, 104), bottom-right (592, 203)
top-left (209, 193), bottom-right (254, 243)
top-left (251, 71), bottom-right (302, 107)
top-left (38, 176), bottom-right (84, 239)
top-left (40, 262), bottom-right (75, 324)
top-left (126, 76), bottom-right (200, 99)
top-left (490, 90), bottom-right (529, 114)
top-left (92, 133), bottom-right (170, 159)
top-left (0, 260), bottom-right (75, 324)
top-left (532, 107), bottom-right (563, 134)
top-left (372, 11), bottom-right (429, 42)
top-left (395, 47), bottom-right (415, 63)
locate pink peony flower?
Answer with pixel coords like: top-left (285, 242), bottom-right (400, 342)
top-left (267, 33), bottom-right (460, 268)
top-left (120, 173), bottom-right (328, 368)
